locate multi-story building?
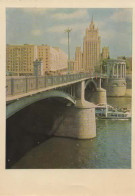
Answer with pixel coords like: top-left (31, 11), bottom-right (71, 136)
top-left (101, 47), bottom-right (110, 60)
top-left (75, 47), bottom-right (83, 72)
top-left (6, 44), bottom-right (68, 76)
top-left (69, 59), bottom-right (78, 73)
top-left (51, 47), bottom-right (68, 75)
top-left (83, 18), bottom-right (101, 73)
top-left (6, 44), bottom-right (37, 76)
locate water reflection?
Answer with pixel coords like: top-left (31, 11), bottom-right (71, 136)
top-left (12, 119), bottom-right (131, 169)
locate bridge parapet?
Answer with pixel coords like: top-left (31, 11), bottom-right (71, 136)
top-left (6, 73), bottom-right (107, 100)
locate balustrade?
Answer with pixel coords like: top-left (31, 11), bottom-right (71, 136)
top-left (6, 73), bottom-right (105, 97)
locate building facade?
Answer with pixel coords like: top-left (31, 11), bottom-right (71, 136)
top-left (75, 47), bottom-right (83, 72)
top-left (6, 44), bottom-right (68, 76)
top-left (83, 18), bottom-right (101, 73)
top-left (69, 59), bottom-right (78, 73)
top-left (37, 45), bottom-right (67, 75)
top-left (6, 44), bottom-right (37, 76)
top-left (101, 47), bottom-right (110, 60)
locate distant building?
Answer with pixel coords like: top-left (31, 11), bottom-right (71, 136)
top-left (69, 59), bottom-right (78, 73)
top-left (6, 44), bottom-right (68, 76)
top-left (37, 45), bottom-right (68, 75)
top-left (101, 47), bottom-right (110, 60)
top-left (75, 47), bottom-right (83, 72)
top-left (6, 44), bottom-right (37, 76)
top-left (83, 18), bottom-right (101, 73)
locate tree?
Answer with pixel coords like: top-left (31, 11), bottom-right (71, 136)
top-left (100, 59), bottom-right (108, 73)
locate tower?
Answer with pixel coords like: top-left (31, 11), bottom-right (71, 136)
top-left (83, 17), bottom-right (101, 73)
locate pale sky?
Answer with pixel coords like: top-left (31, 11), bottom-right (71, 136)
top-left (6, 8), bottom-right (132, 58)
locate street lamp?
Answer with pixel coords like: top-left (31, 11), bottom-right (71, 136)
top-left (65, 27), bottom-right (72, 74)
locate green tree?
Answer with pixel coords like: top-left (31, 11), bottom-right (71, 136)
top-left (100, 59), bottom-right (108, 73)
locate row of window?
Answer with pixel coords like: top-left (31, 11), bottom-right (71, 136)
top-left (7, 69), bottom-right (32, 72)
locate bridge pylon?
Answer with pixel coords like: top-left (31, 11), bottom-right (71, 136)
top-left (53, 81), bottom-right (96, 139)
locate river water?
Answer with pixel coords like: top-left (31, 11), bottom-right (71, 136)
top-left (11, 96), bottom-right (131, 169)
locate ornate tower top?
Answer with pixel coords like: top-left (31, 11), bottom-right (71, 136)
top-left (89, 15), bottom-right (95, 30)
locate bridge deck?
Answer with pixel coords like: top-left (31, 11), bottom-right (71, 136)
top-left (6, 77), bottom-right (90, 102)
top-left (6, 73), bottom-right (107, 102)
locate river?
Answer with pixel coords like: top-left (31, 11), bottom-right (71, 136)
top-left (10, 96), bottom-right (131, 169)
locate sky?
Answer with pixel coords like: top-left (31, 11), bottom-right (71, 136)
top-left (6, 8), bottom-right (132, 58)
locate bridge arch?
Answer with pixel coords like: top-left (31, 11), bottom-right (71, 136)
top-left (84, 79), bottom-right (98, 102)
top-left (6, 90), bottom-right (76, 119)
top-left (85, 79), bottom-right (97, 91)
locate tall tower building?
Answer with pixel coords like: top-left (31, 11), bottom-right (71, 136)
top-left (83, 17), bottom-right (101, 73)
top-left (75, 47), bottom-right (83, 72)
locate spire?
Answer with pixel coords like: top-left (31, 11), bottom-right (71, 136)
top-left (90, 14), bottom-right (95, 30)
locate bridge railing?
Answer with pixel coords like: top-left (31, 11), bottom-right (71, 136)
top-left (6, 73), bottom-right (107, 97)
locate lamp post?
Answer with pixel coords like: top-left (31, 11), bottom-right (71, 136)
top-left (65, 27), bottom-right (72, 74)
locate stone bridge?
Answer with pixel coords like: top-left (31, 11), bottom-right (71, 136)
top-left (6, 73), bottom-right (107, 139)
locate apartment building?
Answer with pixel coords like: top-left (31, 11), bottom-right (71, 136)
top-left (6, 44), bottom-right (37, 76)
top-left (6, 44), bottom-right (68, 76)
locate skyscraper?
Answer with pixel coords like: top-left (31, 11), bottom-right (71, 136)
top-left (83, 17), bottom-right (101, 73)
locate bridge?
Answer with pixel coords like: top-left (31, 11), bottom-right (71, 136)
top-left (6, 73), bottom-right (107, 139)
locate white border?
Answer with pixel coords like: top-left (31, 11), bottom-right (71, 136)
top-left (0, 0), bottom-right (135, 195)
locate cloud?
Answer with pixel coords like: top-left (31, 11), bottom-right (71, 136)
top-left (31, 29), bottom-right (43, 36)
top-left (100, 29), bottom-right (116, 41)
top-left (96, 20), bottom-right (108, 29)
top-left (51, 9), bottom-right (88, 20)
top-left (60, 38), bottom-right (68, 45)
top-left (47, 25), bottom-right (69, 33)
top-left (22, 8), bottom-right (57, 15)
top-left (47, 22), bottom-right (88, 33)
top-left (22, 8), bottom-right (48, 15)
top-left (110, 9), bottom-right (132, 23)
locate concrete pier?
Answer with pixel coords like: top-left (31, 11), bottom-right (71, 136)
top-left (102, 78), bottom-right (126, 96)
top-left (85, 78), bottom-right (107, 105)
top-left (89, 88), bottom-right (107, 105)
top-left (53, 81), bottom-right (96, 139)
top-left (53, 104), bottom-right (96, 139)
